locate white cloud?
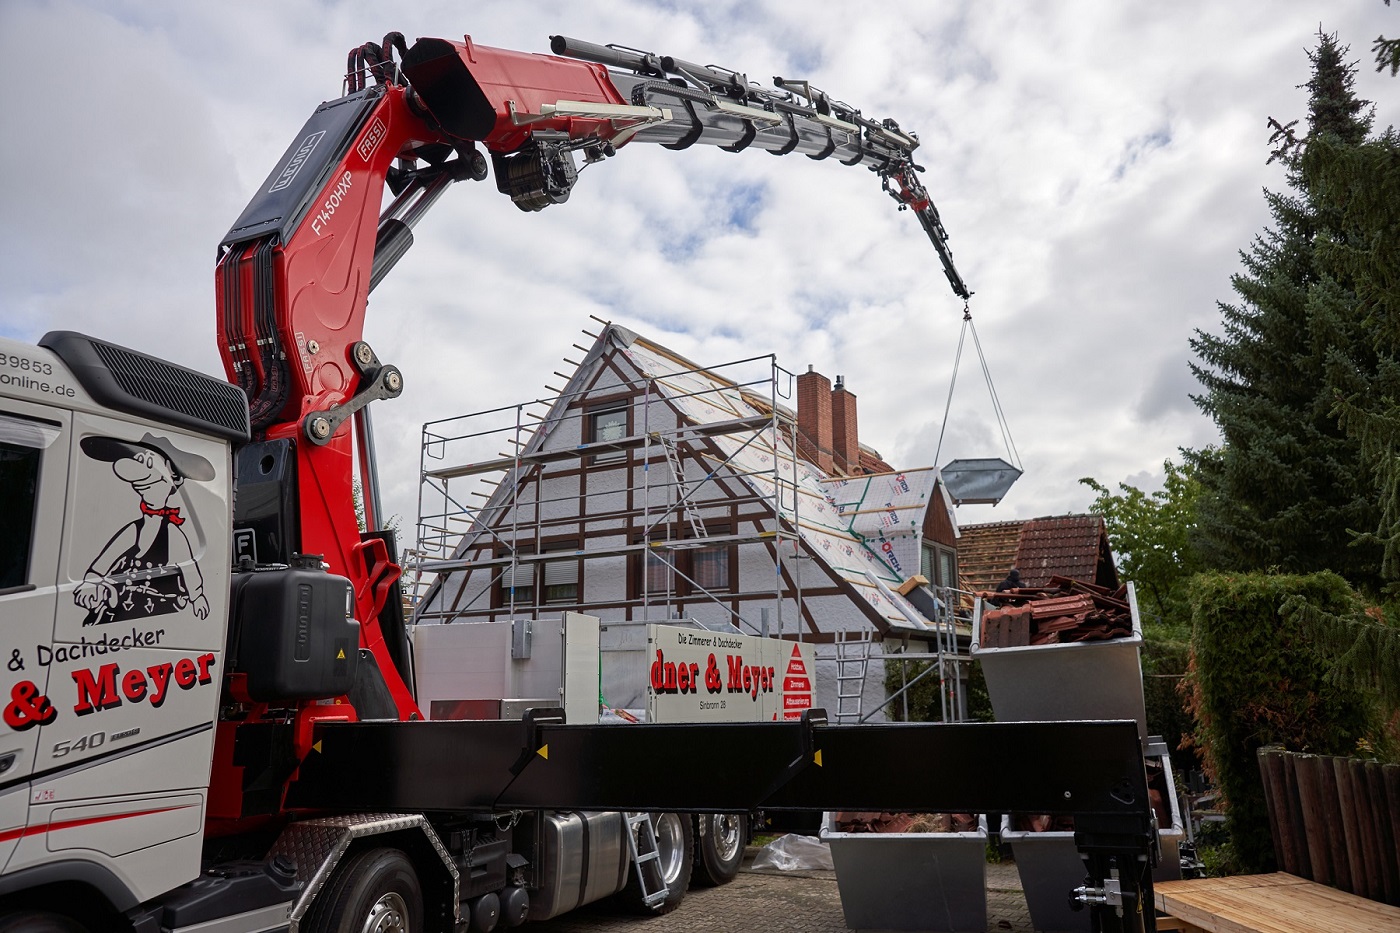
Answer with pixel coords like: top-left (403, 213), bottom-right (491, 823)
top-left (3, 0), bottom-right (1396, 544)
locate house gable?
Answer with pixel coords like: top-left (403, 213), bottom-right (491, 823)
top-left (957, 514), bottom-right (1119, 592)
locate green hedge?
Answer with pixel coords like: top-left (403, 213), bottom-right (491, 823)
top-left (1187, 572), bottom-right (1374, 872)
top-left (1140, 635), bottom-right (1194, 774)
top-left (883, 657), bottom-right (992, 723)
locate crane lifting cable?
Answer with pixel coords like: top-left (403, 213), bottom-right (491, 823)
top-left (934, 302), bottom-right (1022, 506)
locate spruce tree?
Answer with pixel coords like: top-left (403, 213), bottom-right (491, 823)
top-left (1187, 30), bottom-right (1383, 595)
top-left (1287, 32), bottom-right (1400, 703)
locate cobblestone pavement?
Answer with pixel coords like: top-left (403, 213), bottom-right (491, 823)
top-left (529, 855), bottom-right (1035, 932)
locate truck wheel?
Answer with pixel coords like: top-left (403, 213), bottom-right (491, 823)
top-left (0, 913), bottom-right (85, 933)
top-left (619, 812), bottom-right (692, 915)
top-left (691, 812), bottom-right (747, 886)
top-left (302, 847), bottom-right (423, 933)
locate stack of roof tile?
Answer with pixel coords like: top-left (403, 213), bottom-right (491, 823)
top-left (833, 812), bottom-right (979, 834)
top-left (978, 576), bottom-right (1131, 648)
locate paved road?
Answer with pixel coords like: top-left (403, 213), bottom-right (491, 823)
top-left (530, 855), bottom-right (1036, 932)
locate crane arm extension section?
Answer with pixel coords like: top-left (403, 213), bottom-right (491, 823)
top-left (544, 35), bottom-right (970, 299)
top-left (215, 32), bottom-right (969, 722)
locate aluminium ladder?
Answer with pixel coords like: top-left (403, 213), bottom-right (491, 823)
top-left (655, 432), bottom-right (707, 539)
top-left (624, 812), bottom-right (669, 908)
top-left (834, 628), bottom-right (874, 724)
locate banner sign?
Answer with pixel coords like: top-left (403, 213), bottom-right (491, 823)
top-left (645, 624), bottom-right (815, 724)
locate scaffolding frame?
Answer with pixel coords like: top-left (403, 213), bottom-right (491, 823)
top-left (407, 342), bottom-right (814, 637)
top-left (866, 585), bottom-right (976, 724)
top-left (404, 328), bottom-right (978, 722)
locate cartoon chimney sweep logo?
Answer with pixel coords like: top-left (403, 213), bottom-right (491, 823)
top-left (74, 433), bottom-right (213, 626)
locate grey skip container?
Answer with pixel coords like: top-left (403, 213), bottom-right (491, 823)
top-left (821, 813), bottom-right (988, 932)
top-left (1000, 750), bottom-right (1183, 933)
top-left (971, 581), bottom-right (1148, 752)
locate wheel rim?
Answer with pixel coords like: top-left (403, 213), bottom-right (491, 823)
top-left (361, 891), bottom-right (411, 933)
top-left (652, 813), bottom-right (686, 885)
top-left (711, 814), bottom-right (743, 863)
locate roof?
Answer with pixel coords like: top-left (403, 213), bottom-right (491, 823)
top-left (957, 520), bottom-right (1024, 593)
top-left (426, 324), bottom-right (952, 635)
top-left (1015, 515), bottom-right (1116, 588)
top-left (958, 514), bottom-right (1118, 592)
top-left (616, 330), bottom-right (940, 632)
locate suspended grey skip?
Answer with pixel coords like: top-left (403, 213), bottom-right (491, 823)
top-left (940, 457), bottom-right (1023, 506)
top-left (934, 304), bottom-right (1023, 506)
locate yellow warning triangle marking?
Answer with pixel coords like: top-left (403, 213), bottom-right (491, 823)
top-left (337, 649), bottom-right (346, 659)
top-left (312, 741), bottom-right (322, 754)
top-left (537, 745), bottom-right (549, 760)
top-left (813, 749), bottom-right (823, 767)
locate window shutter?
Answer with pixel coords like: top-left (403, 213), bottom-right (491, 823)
top-left (543, 559), bottom-right (579, 586)
top-left (500, 562), bottom-right (531, 589)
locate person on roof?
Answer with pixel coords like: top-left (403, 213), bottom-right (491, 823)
top-left (995, 567), bottom-right (1023, 593)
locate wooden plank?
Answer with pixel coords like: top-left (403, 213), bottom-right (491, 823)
top-left (1317, 755), bottom-right (1354, 893)
top-left (1152, 917), bottom-right (1201, 932)
top-left (1158, 873), bottom-right (1304, 893)
top-left (1295, 755), bottom-right (1333, 885)
top-left (1387, 764), bottom-right (1400, 899)
top-left (1333, 755), bottom-right (1369, 897)
top-left (1256, 749), bottom-right (1290, 873)
top-left (1279, 751), bottom-right (1311, 878)
top-left (1349, 757), bottom-right (1384, 901)
top-left (1365, 759), bottom-right (1398, 905)
top-left (1155, 873), bottom-right (1400, 933)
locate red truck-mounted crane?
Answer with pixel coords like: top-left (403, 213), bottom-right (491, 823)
top-left (0, 32), bottom-right (1158, 933)
top-left (216, 33), bottom-right (972, 733)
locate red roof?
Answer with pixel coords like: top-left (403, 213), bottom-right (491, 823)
top-left (957, 520), bottom-right (1025, 593)
top-left (959, 514), bottom-right (1118, 591)
top-left (1015, 515), bottom-right (1117, 589)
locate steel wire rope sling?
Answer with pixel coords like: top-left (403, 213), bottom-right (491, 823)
top-left (933, 300), bottom-right (1022, 479)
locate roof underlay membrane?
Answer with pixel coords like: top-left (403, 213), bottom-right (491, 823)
top-left (621, 337), bottom-right (935, 634)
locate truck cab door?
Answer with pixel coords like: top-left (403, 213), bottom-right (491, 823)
top-left (0, 402), bottom-right (70, 873)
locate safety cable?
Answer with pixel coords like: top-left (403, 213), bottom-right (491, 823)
top-left (970, 310), bottom-right (1022, 470)
top-left (933, 301), bottom-right (1021, 472)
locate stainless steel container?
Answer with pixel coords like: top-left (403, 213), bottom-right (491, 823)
top-left (821, 813), bottom-right (988, 932)
top-left (972, 582), bottom-right (1148, 750)
top-left (1001, 750), bottom-right (1183, 933)
top-left (528, 810), bottom-right (630, 921)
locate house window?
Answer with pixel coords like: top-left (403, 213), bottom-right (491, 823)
top-left (0, 419), bottom-right (43, 591)
top-left (643, 545), bottom-right (674, 595)
top-left (939, 549), bottom-right (957, 591)
top-left (542, 542), bottom-right (579, 604)
top-left (499, 549), bottom-right (534, 606)
top-left (692, 546), bottom-right (729, 591)
top-left (689, 525), bottom-right (732, 593)
top-left (588, 403), bottom-right (628, 463)
top-left (921, 543), bottom-right (958, 589)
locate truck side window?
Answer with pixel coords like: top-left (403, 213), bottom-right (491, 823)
top-left (0, 414), bottom-right (56, 590)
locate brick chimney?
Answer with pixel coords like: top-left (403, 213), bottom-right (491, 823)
top-left (796, 366), bottom-right (834, 473)
top-left (832, 375), bottom-right (859, 475)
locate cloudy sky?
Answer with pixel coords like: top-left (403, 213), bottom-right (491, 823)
top-left (3, 1), bottom-right (1397, 537)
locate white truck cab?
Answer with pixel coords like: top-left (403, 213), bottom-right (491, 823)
top-left (0, 333), bottom-right (244, 924)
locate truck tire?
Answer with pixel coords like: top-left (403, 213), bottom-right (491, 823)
top-left (301, 847), bottom-right (423, 933)
top-left (0, 913), bottom-right (85, 933)
top-left (691, 812), bottom-right (747, 886)
top-left (618, 812), bottom-right (692, 915)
